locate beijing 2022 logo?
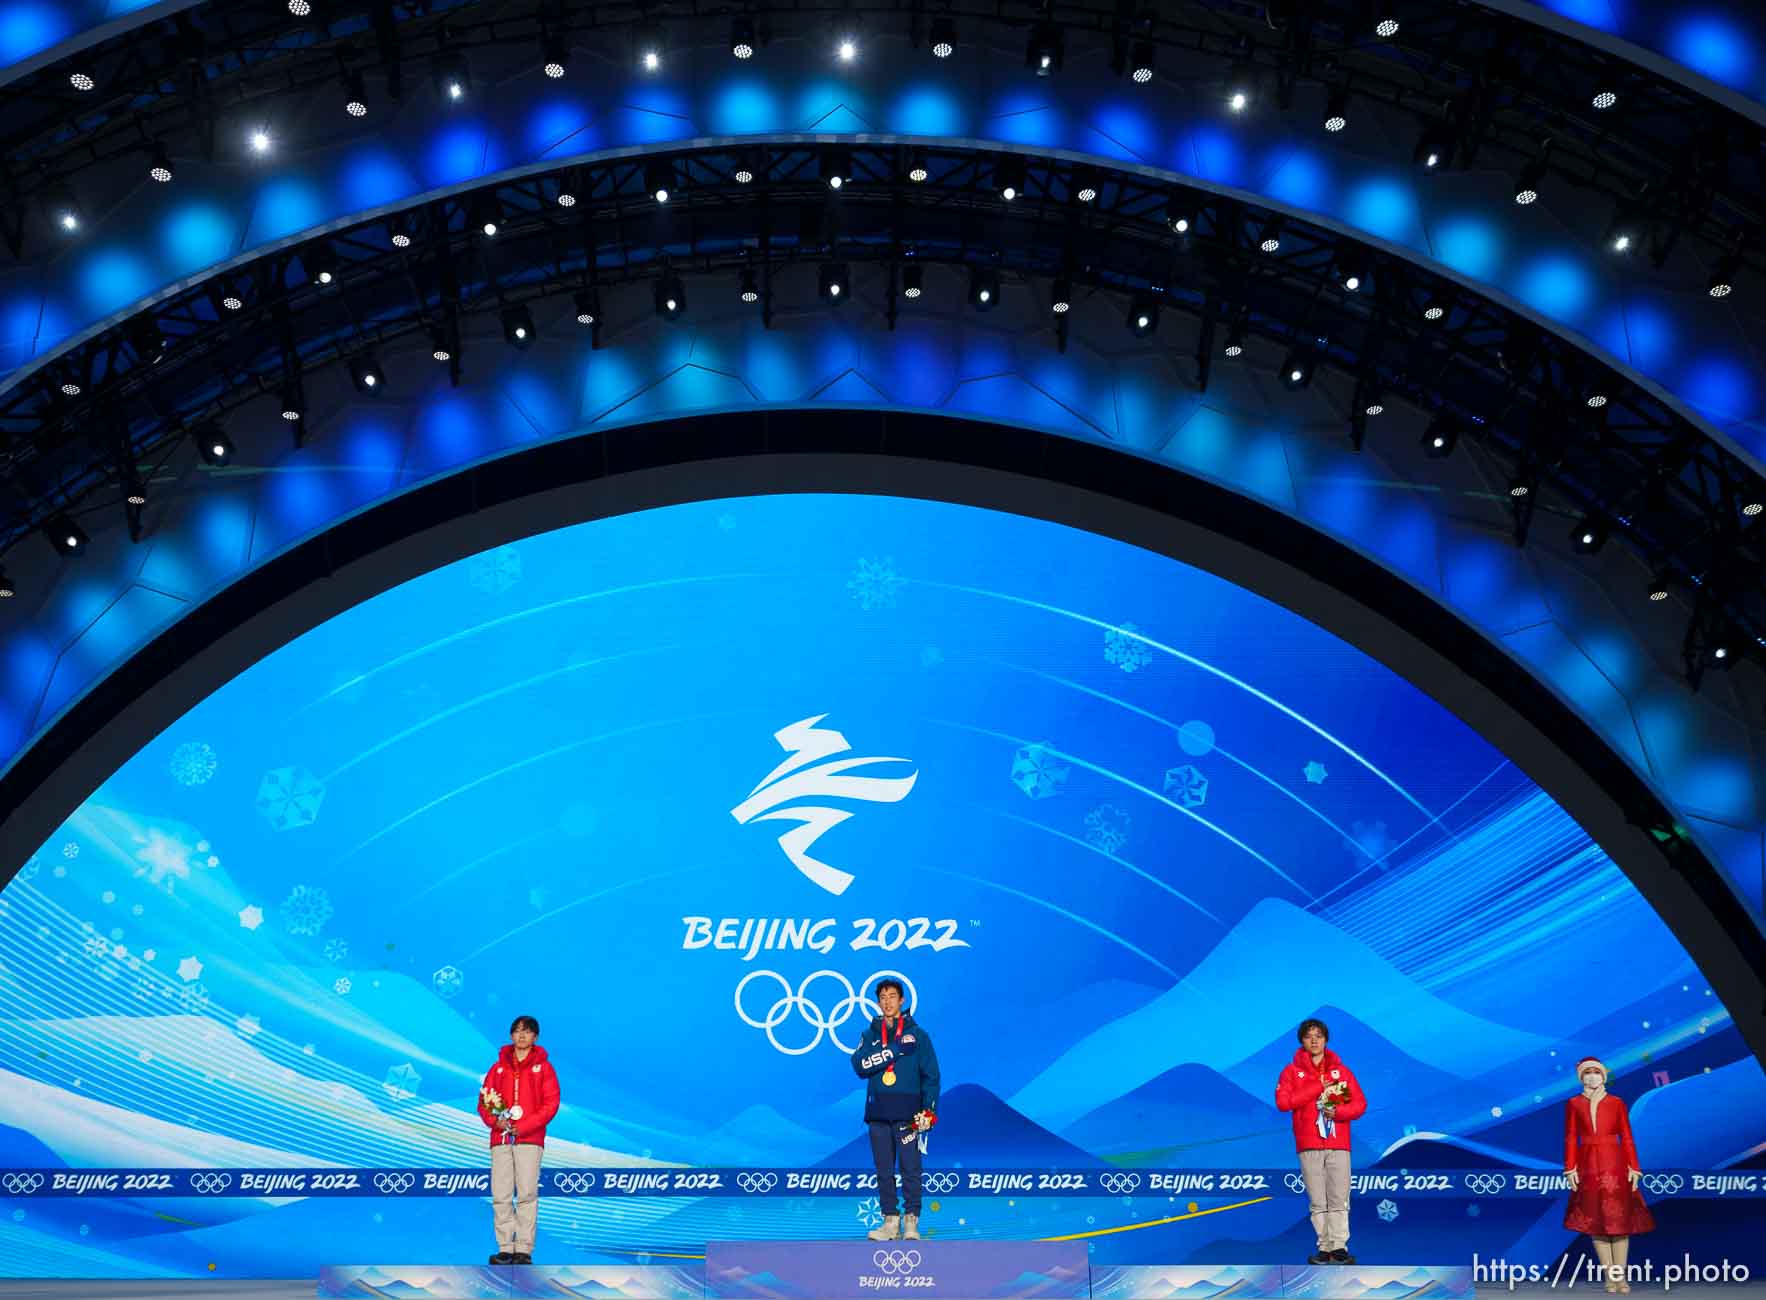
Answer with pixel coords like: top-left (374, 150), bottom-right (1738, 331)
top-left (730, 715), bottom-right (918, 895)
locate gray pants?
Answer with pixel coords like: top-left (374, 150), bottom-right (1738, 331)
top-left (491, 1142), bottom-right (543, 1253)
top-left (1298, 1148), bottom-right (1351, 1252)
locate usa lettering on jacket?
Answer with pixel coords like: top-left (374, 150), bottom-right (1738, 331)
top-left (860, 1047), bottom-right (896, 1071)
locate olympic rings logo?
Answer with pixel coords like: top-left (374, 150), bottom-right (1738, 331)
top-left (1464, 1174), bottom-right (1508, 1196)
top-left (734, 970), bottom-right (918, 1055)
top-left (1, 1173), bottom-right (43, 1195)
top-left (737, 1172), bottom-right (778, 1193)
top-left (1099, 1172), bottom-right (1141, 1195)
top-left (553, 1172), bottom-right (598, 1194)
top-left (1284, 1173), bottom-right (1306, 1194)
top-left (190, 1172), bottom-right (232, 1195)
top-left (373, 1173), bottom-right (415, 1195)
top-left (873, 1250), bottom-right (922, 1274)
top-left (921, 1172), bottom-right (959, 1195)
top-left (1639, 1174), bottom-right (1682, 1196)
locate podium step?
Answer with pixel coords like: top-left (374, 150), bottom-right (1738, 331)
top-left (317, 1263), bottom-right (704, 1298)
top-left (1091, 1265), bottom-right (1474, 1299)
top-left (706, 1239), bottom-right (1089, 1300)
top-left (316, 1259), bottom-right (1472, 1300)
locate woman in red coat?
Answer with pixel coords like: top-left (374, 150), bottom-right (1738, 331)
top-left (1563, 1056), bottom-right (1653, 1293)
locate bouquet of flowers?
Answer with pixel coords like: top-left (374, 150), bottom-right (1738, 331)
top-left (1316, 1080), bottom-right (1349, 1139)
top-left (482, 1087), bottom-right (517, 1144)
top-left (902, 1108), bottom-right (938, 1155)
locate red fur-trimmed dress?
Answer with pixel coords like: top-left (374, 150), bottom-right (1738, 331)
top-left (1563, 1091), bottom-right (1655, 1236)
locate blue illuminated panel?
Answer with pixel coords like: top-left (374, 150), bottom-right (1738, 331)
top-left (5, 494), bottom-right (1759, 1276)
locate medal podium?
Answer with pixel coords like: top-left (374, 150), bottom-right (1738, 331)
top-left (317, 1253), bottom-right (1472, 1299)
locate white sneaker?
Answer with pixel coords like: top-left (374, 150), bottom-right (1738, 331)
top-left (867, 1215), bottom-right (900, 1241)
top-left (902, 1215), bottom-right (920, 1240)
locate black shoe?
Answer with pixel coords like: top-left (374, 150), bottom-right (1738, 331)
top-left (1309, 1252), bottom-right (1333, 1265)
top-left (1331, 1250), bottom-right (1356, 1265)
top-left (511, 1253), bottom-right (533, 1265)
top-left (489, 1252), bottom-right (514, 1265)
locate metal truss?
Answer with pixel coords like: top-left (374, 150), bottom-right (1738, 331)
top-left (1, 140), bottom-right (1762, 675)
top-left (2, 1), bottom-right (1760, 282)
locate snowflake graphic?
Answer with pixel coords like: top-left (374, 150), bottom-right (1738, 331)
top-left (333, 976), bottom-right (353, 996)
top-left (468, 545), bottom-right (523, 595)
top-left (1377, 1198), bottom-right (1398, 1222)
top-left (431, 965), bottom-right (464, 999)
top-left (1163, 763), bottom-right (1208, 807)
top-left (1083, 803), bottom-right (1132, 854)
top-left (1103, 622), bottom-right (1154, 673)
top-left (847, 557), bottom-right (904, 610)
top-left (280, 885), bottom-right (334, 937)
top-left (257, 767), bottom-right (326, 831)
top-left (132, 830), bottom-right (220, 894)
top-left (856, 1198), bottom-right (884, 1229)
top-left (16, 858), bottom-right (40, 883)
top-left (61, 842), bottom-right (80, 860)
top-left (177, 956), bottom-right (203, 982)
top-left (1011, 742), bottom-right (1071, 799)
top-left (178, 983), bottom-right (209, 1014)
top-left (383, 1062), bottom-right (422, 1101)
top-left (81, 932), bottom-right (112, 962)
top-left (1303, 761), bottom-right (1328, 785)
top-left (238, 905), bottom-right (264, 931)
top-left (323, 938), bottom-right (349, 963)
top-left (168, 742), bottom-right (218, 787)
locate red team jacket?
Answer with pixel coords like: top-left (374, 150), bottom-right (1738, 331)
top-left (1275, 1047), bottom-right (1367, 1152)
top-left (476, 1043), bottom-right (561, 1148)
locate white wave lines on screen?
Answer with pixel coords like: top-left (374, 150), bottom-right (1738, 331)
top-left (985, 806), bottom-right (1224, 926)
top-left (0, 885), bottom-right (481, 1167)
top-left (1320, 787), bottom-right (1624, 988)
top-left (333, 709), bottom-right (756, 865)
top-left (920, 581), bottom-right (1448, 830)
top-left (990, 660), bottom-right (1401, 866)
top-left (1305, 758), bottom-right (1516, 917)
top-left (288, 575), bottom-right (773, 720)
top-left (934, 720), bottom-right (1311, 899)
top-left (321, 644), bottom-right (683, 783)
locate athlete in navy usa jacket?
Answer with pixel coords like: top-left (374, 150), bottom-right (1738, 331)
top-left (850, 978), bottom-right (940, 1242)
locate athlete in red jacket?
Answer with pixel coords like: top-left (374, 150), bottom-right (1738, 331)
top-left (477, 1016), bottom-right (561, 1266)
top-left (1275, 1018), bottom-right (1367, 1265)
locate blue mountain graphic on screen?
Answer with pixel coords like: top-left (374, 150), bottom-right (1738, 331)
top-left (817, 1083), bottom-right (1102, 1167)
top-left (1010, 898), bottom-right (1551, 1131)
top-left (1062, 1062), bottom-right (1288, 1162)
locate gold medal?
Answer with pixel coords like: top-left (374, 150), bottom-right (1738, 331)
top-left (882, 1069), bottom-right (896, 1086)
